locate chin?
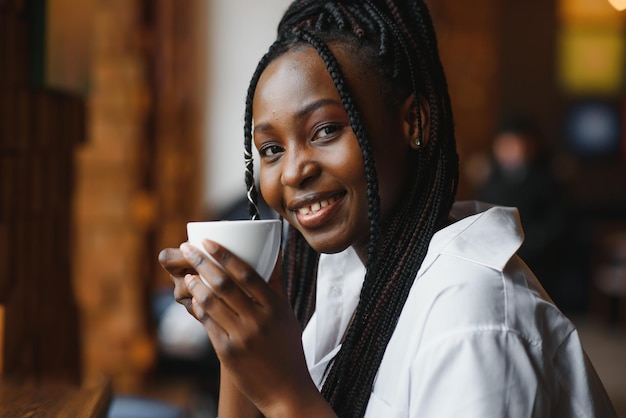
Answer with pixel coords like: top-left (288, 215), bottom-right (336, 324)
top-left (302, 233), bottom-right (350, 255)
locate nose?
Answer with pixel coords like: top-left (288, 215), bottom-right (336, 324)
top-left (280, 146), bottom-right (320, 188)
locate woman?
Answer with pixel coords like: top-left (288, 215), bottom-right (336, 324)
top-left (159, 0), bottom-right (616, 416)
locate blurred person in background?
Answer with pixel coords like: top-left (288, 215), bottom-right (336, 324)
top-left (475, 116), bottom-right (588, 313)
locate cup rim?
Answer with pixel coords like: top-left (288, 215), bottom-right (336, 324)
top-left (187, 219), bottom-right (281, 226)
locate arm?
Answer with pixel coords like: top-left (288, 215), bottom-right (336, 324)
top-left (218, 360), bottom-right (336, 418)
top-left (218, 369), bottom-right (263, 418)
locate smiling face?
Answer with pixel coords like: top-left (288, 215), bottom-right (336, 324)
top-left (252, 44), bottom-right (415, 261)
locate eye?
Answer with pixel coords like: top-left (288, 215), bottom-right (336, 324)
top-left (313, 124), bottom-right (343, 141)
top-left (259, 144), bottom-right (284, 158)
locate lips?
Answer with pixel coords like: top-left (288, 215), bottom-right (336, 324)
top-left (288, 192), bottom-right (344, 228)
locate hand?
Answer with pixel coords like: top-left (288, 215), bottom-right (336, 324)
top-left (177, 239), bottom-right (326, 416)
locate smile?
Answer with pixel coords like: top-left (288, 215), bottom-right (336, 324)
top-left (290, 192), bottom-right (345, 229)
top-left (296, 196), bottom-right (338, 215)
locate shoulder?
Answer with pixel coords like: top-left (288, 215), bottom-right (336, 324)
top-left (375, 253), bottom-right (579, 416)
top-left (400, 201), bottom-right (574, 352)
top-left (371, 203), bottom-right (615, 416)
top-left (411, 253), bottom-right (573, 350)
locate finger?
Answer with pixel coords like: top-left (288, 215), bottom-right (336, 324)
top-left (199, 239), bottom-right (275, 306)
top-left (159, 248), bottom-right (195, 311)
top-left (172, 274), bottom-right (193, 311)
top-left (184, 273), bottom-right (240, 332)
top-left (180, 243), bottom-right (260, 319)
top-left (185, 284), bottom-right (231, 346)
top-left (158, 248), bottom-right (197, 277)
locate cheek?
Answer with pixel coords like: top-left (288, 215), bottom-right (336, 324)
top-left (325, 133), bottom-right (366, 178)
top-left (259, 166), bottom-right (283, 214)
top-left (339, 142), bottom-right (369, 203)
top-left (345, 156), bottom-right (367, 191)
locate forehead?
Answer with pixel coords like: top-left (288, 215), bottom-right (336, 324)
top-left (263, 47), bottom-right (325, 82)
top-left (253, 47), bottom-right (338, 114)
top-left (253, 43), bottom-right (377, 108)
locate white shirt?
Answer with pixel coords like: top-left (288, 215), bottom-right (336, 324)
top-left (302, 201), bottom-right (616, 417)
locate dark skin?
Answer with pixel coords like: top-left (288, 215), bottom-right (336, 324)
top-left (158, 44), bottom-right (428, 417)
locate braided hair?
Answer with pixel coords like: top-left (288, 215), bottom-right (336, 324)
top-left (243, 1), bottom-right (458, 416)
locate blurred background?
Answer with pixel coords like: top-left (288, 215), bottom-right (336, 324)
top-left (1, 0), bottom-right (625, 416)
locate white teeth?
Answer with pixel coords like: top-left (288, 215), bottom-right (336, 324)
top-left (297, 196), bottom-right (337, 216)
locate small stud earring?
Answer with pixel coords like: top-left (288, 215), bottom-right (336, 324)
top-left (415, 137), bottom-right (421, 148)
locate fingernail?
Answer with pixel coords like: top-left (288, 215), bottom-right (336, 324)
top-left (184, 273), bottom-right (194, 285)
top-left (180, 242), bottom-right (202, 266)
top-left (202, 239), bottom-right (218, 254)
top-left (180, 242), bottom-right (194, 256)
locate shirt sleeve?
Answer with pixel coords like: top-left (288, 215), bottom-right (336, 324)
top-left (408, 327), bottom-right (551, 418)
top-left (551, 329), bottom-right (617, 417)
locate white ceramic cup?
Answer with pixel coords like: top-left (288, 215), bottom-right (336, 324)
top-left (186, 219), bottom-right (282, 282)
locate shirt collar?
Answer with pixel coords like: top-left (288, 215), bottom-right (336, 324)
top-left (420, 201), bottom-right (524, 274)
top-left (314, 247), bottom-right (365, 363)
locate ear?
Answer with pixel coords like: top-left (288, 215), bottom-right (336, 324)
top-left (401, 94), bottom-right (430, 150)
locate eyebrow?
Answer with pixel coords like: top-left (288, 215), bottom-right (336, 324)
top-left (253, 98), bottom-right (343, 133)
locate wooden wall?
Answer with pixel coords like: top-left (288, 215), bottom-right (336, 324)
top-left (72, 0), bottom-right (206, 394)
top-left (0, 0), bottom-right (206, 401)
top-left (0, 0), bottom-right (84, 385)
top-left (428, 0), bottom-right (501, 199)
